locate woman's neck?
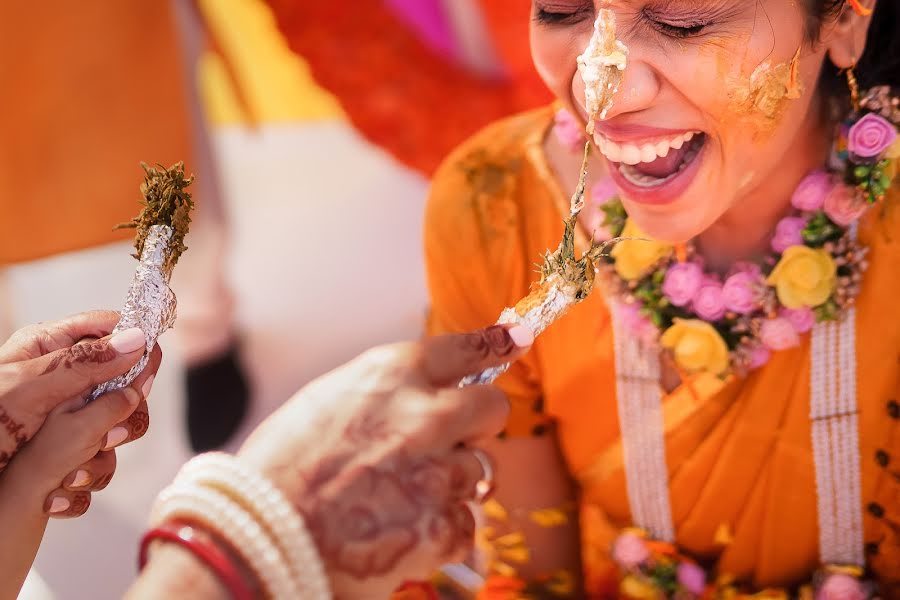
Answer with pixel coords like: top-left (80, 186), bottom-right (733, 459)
top-left (696, 107), bottom-right (832, 272)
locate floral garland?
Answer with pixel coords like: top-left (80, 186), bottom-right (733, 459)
top-left (591, 86), bottom-right (900, 378)
top-left (610, 529), bottom-right (877, 600)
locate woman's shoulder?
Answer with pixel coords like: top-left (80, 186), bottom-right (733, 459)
top-left (429, 106), bottom-right (555, 202)
top-left (425, 105), bottom-right (555, 245)
top-left (435, 105), bottom-right (556, 178)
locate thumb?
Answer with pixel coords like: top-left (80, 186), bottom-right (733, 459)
top-left (419, 324), bottom-right (534, 388)
top-left (18, 328), bottom-right (146, 415)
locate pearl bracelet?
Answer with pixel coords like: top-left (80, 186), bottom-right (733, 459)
top-left (150, 483), bottom-right (301, 598)
top-left (174, 453), bottom-right (331, 600)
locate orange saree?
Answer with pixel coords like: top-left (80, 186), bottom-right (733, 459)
top-left (424, 107), bottom-right (900, 596)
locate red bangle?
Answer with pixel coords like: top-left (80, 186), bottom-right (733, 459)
top-left (139, 520), bottom-right (256, 600)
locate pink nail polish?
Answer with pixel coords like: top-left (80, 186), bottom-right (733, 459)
top-left (507, 325), bottom-right (535, 348)
top-left (109, 328), bottom-right (146, 354)
top-left (71, 470), bottom-right (92, 488)
top-left (103, 427), bottom-right (129, 450)
top-left (48, 497), bottom-right (70, 513)
top-left (141, 375), bottom-right (155, 399)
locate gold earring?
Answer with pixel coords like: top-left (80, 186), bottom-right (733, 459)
top-left (846, 65), bottom-right (861, 111)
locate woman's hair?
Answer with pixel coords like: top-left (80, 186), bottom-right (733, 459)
top-left (808, 0), bottom-right (900, 106)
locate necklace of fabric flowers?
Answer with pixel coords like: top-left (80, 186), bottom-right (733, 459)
top-left (553, 87), bottom-right (900, 600)
top-left (555, 88), bottom-right (900, 379)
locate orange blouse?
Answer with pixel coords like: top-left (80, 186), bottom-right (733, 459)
top-left (424, 106), bottom-right (900, 595)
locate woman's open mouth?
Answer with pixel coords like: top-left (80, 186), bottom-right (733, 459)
top-left (594, 130), bottom-right (707, 205)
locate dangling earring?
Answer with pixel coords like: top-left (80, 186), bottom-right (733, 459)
top-left (846, 65), bottom-right (861, 111)
top-left (847, 0), bottom-right (873, 17)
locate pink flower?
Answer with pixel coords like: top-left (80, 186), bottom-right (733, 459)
top-left (618, 303), bottom-right (657, 343)
top-left (693, 283), bottom-right (726, 321)
top-left (592, 178), bottom-right (619, 205)
top-left (760, 317), bottom-right (800, 351)
top-left (771, 217), bottom-right (807, 254)
top-left (816, 573), bottom-right (867, 600)
top-left (587, 178), bottom-right (619, 241)
top-left (662, 262), bottom-right (703, 307)
top-left (728, 261), bottom-right (763, 279)
top-left (701, 272), bottom-right (721, 287)
top-left (722, 272), bottom-right (760, 315)
top-left (612, 532), bottom-right (651, 570)
top-left (553, 108), bottom-right (588, 153)
top-left (781, 307), bottom-right (815, 334)
top-left (748, 345), bottom-right (772, 370)
top-left (824, 184), bottom-right (868, 227)
top-left (847, 113), bottom-right (898, 158)
top-left (677, 562), bottom-right (707, 596)
top-left (791, 170), bottom-right (834, 212)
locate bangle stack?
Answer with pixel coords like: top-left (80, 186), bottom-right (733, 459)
top-left (139, 520), bottom-right (257, 600)
top-left (144, 452), bottom-right (332, 599)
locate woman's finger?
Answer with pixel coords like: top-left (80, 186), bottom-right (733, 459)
top-left (15, 328), bottom-right (147, 413)
top-left (70, 386), bottom-right (142, 451)
top-left (435, 503), bottom-right (477, 564)
top-left (425, 385), bottom-right (510, 447)
top-left (61, 449), bottom-right (117, 492)
top-left (419, 324), bottom-right (534, 388)
top-left (44, 489), bottom-right (92, 519)
top-left (102, 343), bottom-right (160, 447)
top-left (0, 310), bottom-right (121, 364)
top-left (107, 399), bottom-right (150, 448)
top-left (445, 446), bottom-right (495, 503)
top-left (132, 343), bottom-right (162, 402)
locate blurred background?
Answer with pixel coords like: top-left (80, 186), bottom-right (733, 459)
top-left (0, 1), bottom-right (550, 597)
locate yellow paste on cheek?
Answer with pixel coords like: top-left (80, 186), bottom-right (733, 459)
top-left (729, 46), bottom-right (804, 124)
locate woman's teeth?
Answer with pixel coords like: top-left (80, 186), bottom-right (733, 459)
top-left (595, 131), bottom-right (700, 165)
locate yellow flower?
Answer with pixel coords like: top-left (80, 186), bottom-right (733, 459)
top-left (529, 508), bottom-right (569, 528)
top-left (661, 319), bottom-right (730, 375)
top-left (544, 571), bottom-right (575, 596)
top-left (766, 246), bottom-right (837, 308)
top-left (610, 219), bottom-right (673, 280)
top-left (886, 136), bottom-right (900, 159)
top-left (884, 158), bottom-right (897, 183)
top-left (483, 499), bottom-right (509, 522)
top-left (620, 575), bottom-right (663, 600)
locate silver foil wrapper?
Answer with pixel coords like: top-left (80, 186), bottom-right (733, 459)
top-left (460, 277), bottom-right (579, 387)
top-left (89, 225), bottom-right (177, 401)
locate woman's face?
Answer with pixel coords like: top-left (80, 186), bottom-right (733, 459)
top-left (531, 0), bottom-right (834, 243)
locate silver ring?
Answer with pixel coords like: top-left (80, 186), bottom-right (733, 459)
top-left (469, 447), bottom-right (495, 504)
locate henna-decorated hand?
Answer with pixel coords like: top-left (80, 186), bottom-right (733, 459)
top-left (0, 311), bottom-right (162, 515)
top-left (237, 324), bottom-right (534, 600)
top-left (0, 311), bottom-right (163, 599)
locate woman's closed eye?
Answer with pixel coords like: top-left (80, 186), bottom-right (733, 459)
top-left (642, 7), bottom-right (712, 38)
top-left (533, 1), bottom-right (593, 25)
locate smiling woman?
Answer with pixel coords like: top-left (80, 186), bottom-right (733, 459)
top-left (423, 0), bottom-right (900, 598)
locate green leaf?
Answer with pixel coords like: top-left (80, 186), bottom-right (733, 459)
top-left (854, 165), bottom-right (871, 179)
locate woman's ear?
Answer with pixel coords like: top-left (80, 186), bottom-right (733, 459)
top-left (823, 0), bottom-right (877, 68)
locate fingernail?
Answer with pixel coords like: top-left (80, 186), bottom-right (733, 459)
top-left (103, 427), bottom-right (129, 450)
top-left (48, 497), bottom-right (70, 513)
top-left (507, 325), bottom-right (534, 348)
top-left (71, 470), bottom-right (92, 488)
top-left (122, 386), bottom-right (141, 407)
top-left (141, 375), bottom-right (155, 399)
top-left (109, 328), bottom-right (146, 354)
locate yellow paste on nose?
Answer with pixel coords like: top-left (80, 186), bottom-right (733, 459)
top-left (577, 8), bottom-right (628, 131)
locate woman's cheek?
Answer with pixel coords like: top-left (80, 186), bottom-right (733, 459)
top-left (530, 29), bottom-right (582, 104)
